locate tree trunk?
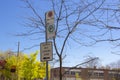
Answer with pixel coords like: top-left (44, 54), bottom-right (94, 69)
top-left (59, 55), bottom-right (62, 80)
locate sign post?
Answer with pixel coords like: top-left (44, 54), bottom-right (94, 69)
top-left (40, 10), bottom-right (54, 80)
top-left (46, 10), bottom-right (54, 80)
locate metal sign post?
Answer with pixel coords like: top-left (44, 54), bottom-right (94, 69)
top-left (46, 10), bottom-right (54, 80)
top-left (40, 10), bottom-right (54, 80)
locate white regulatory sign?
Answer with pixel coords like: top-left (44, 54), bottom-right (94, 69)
top-left (40, 42), bottom-right (53, 61)
top-left (45, 11), bottom-right (55, 39)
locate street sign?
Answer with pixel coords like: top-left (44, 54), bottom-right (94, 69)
top-left (40, 42), bottom-right (53, 61)
top-left (46, 11), bottom-right (54, 23)
top-left (46, 23), bottom-right (55, 39)
top-left (45, 11), bottom-right (55, 39)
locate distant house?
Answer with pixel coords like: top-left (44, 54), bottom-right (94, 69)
top-left (50, 67), bottom-right (120, 80)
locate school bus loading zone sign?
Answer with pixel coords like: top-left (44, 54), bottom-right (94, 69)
top-left (40, 42), bottom-right (53, 61)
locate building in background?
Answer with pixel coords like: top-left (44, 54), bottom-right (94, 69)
top-left (50, 67), bottom-right (120, 80)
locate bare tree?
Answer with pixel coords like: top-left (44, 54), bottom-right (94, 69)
top-left (109, 60), bottom-right (120, 69)
top-left (83, 55), bottom-right (100, 68)
top-left (17, 0), bottom-right (120, 80)
top-left (89, 0), bottom-right (120, 45)
top-left (108, 60), bottom-right (120, 80)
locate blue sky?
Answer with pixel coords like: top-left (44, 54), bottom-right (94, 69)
top-left (0, 0), bottom-right (120, 67)
top-left (0, 0), bottom-right (27, 52)
top-left (0, 0), bottom-right (22, 50)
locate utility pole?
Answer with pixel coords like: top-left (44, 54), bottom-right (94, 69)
top-left (17, 42), bottom-right (20, 57)
top-left (17, 42), bottom-right (20, 80)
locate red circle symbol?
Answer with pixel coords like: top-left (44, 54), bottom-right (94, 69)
top-left (48, 11), bottom-right (53, 17)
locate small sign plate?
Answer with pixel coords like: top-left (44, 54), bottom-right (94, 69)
top-left (40, 42), bottom-right (53, 61)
